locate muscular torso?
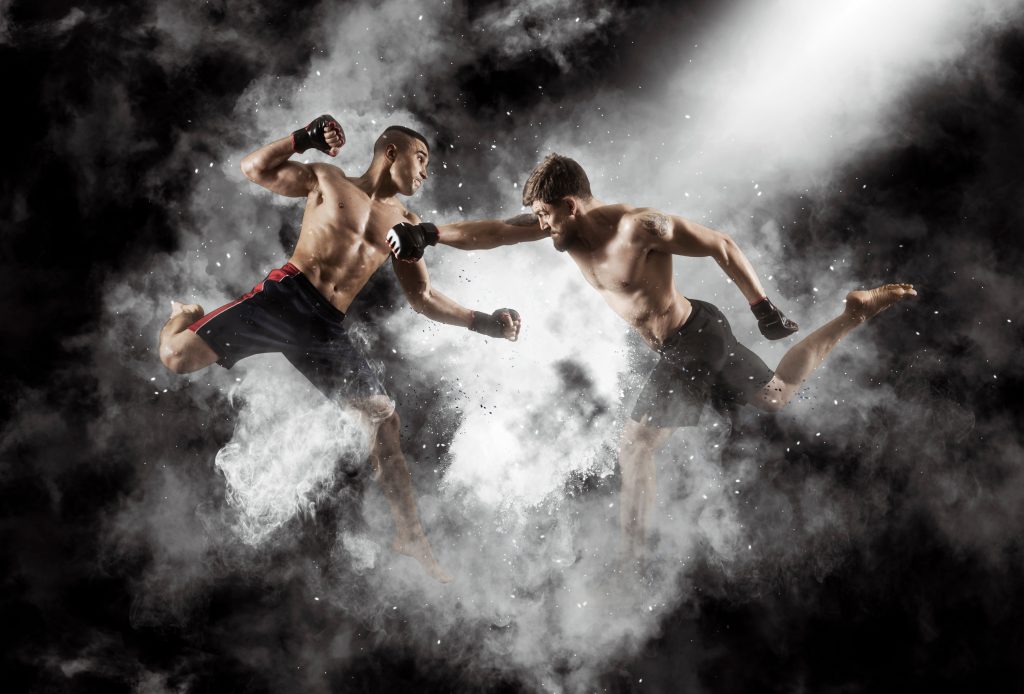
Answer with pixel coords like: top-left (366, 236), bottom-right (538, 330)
top-left (567, 205), bottom-right (691, 349)
top-left (287, 165), bottom-right (412, 312)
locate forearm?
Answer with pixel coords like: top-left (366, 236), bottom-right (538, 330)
top-left (240, 136), bottom-right (295, 181)
top-left (715, 236), bottom-right (767, 303)
top-left (410, 288), bottom-right (474, 327)
top-left (436, 221), bottom-right (504, 250)
top-left (436, 214), bottom-right (541, 250)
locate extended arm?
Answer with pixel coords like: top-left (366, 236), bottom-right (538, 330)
top-left (386, 214), bottom-right (547, 261)
top-left (633, 209), bottom-right (767, 303)
top-left (239, 115), bottom-right (345, 197)
top-left (436, 214), bottom-right (549, 250)
top-left (391, 259), bottom-right (521, 340)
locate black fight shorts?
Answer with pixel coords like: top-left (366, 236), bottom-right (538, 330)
top-left (188, 262), bottom-right (387, 405)
top-left (630, 299), bottom-right (774, 428)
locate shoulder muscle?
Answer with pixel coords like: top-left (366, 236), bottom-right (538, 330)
top-left (620, 208), bottom-right (671, 244)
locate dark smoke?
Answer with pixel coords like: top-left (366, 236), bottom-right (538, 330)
top-left (3, 0), bottom-right (1024, 692)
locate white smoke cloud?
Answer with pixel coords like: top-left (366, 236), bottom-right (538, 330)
top-left (91, 0), bottom-right (1024, 688)
top-left (215, 359), bottom-right (372, 544)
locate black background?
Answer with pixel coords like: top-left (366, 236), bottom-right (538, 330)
top-left (3, 1), bottom-right (1024, 691)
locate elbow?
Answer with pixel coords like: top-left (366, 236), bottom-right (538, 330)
top-left (408, 292), bottom-right (431, 314)
top-left (715, 234), bottom-right (738, 265)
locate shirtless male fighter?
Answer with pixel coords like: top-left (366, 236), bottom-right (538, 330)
top-left (386, 153), bottom-right (916, 560)
top-left (158, 115), bottom-right (522, 582)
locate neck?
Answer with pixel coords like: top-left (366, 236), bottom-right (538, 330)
top-left (576, 196), bottom-right (602, 215)
top-left (354, 157), bottom-right (400, 200)
top-left (567, 196), bottom-right (605, 249)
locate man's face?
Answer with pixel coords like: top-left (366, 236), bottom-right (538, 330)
top-left (532, 198), bottom-right (574, 251)
top-left (390, 142), bottom-right (430, 196)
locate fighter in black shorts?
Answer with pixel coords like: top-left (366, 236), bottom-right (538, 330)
top-left (159, 115), bottom-right (521, 582)
top-left (187, 262), bottom-right (389, 404)
top-left (389, 153), bottom-right (917, 562)
top-left (630, 299), bottom-right (774, 428)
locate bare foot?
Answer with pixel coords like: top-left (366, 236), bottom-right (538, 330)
top-left (845, 283), bottom-right (917, 322)
top-left (170, 300), bottom-right (205, 321)
top-left (392, 536), bottom-right (452, 583)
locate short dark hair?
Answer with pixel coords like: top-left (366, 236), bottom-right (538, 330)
top-left (522, 153), bottom-right (592, 206)
top-left (380, 125), bottom-right (429, 151)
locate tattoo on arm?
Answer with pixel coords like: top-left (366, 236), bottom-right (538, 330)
top-left (503, 213), bottom-right (539, 227)
top-left (639, 212), bottom-right (671, 239)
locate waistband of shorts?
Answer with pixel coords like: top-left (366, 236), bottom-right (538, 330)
top-left (659, 298), bottom-right (708, 352)
top-left (279, 262), bottom-right (347, 323)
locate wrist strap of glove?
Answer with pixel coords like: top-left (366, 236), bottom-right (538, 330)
top-left (468, 311), bottom-right (489, 334)
top-left (420, 222), bottom-right (439, 246)
top-left (750, 297), bottom-right (777, 320)
top-left (291, 128), bottom-right (313, 153)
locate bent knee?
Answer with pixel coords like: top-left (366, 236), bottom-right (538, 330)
top-left (751, 376), bottom-right (793, 413)
top-left (160, 351), bottom-right (185, 374)
top-left (160, 333), bottom-right (216, 374)
top-left (356, 395), bottom-right (397, 423)
top-left (754, 398), bottom-right (787, 414)
top-left (160, 347), bottom-right (195, 374)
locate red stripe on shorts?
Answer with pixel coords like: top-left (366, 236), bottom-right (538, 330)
top-left (187, 262), bottom-right (301, 332)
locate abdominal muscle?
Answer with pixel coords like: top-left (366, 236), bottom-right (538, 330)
top-left (601, 288), bottom-right (692, 350)
top-left (283, 171), bottom-right (407, 314)
top-left (287, 226), bottom-right (391, 314)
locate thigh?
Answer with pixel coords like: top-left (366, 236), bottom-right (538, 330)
top-left (717, 338), bottom-right (775, 404)
top-left (631, 357), bottom-right (710, 428)
top-left (189, 286), bottom-right (299, 369)
top-left (747, 374), bottom-right (790, 412)
top-left (286, 329), bottom-right (388, 407)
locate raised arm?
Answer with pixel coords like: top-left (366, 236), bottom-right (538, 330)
top-left (436, 213), bottom-right (549, 250)
top-left (391, 258), bottom-right (521, 341)
top-left (239, 114), bottom-right (345, 198)
top-left (628, 208), bottom-right (798, 339)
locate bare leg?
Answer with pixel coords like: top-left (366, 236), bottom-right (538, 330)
top-left (751, 283), bottom-right (917, 411)
top-left (364, 405), bottom-right (451, 583)
top-left (619, 419), bottom-right (675, 564)
top-left (159, 301), bottom-right (219, 373)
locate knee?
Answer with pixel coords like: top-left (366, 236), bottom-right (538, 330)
top-left (359, 395), bottom-right (397, 424)
top-left (160, 348), bottom-right (191, 375)
top-left (160, 332), bottom-right (213, 374)
top-left (751, 375), bottom-right (794, 413)
top-left (757, 397), bottom-right (787, 414)
top-left (620, 420), bottom-right (667, 457)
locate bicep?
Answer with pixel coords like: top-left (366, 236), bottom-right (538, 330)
top-left (255, 161), bottom-right (319, 198)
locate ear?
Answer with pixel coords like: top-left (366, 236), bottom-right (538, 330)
top-left (385, 143), bottom-right (398, 162)
top-left (563, 196), bottom-right (579, 216)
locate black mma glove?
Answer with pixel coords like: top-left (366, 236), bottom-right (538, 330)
top-left (387, 222), bottom-right (439, 261)
top-left (292, 114), bottom-right (345, 155)
top-left (750, 297), bottom-right (799, 340)
top-left (469, 309), bottom-right (521, 340)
